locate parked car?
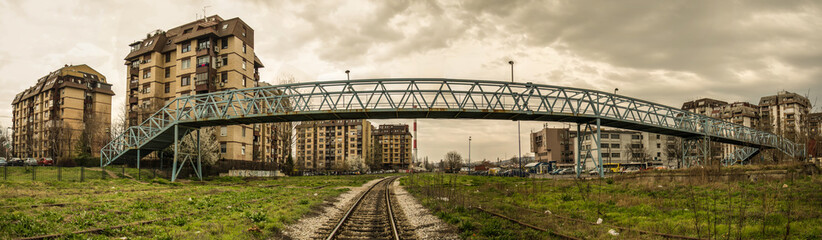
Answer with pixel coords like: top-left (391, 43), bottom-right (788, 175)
top-left (24, 158), bottom-right (38, 166)
top-left (8, 158), bottom-right (24, 166)
top-left (622, 167), bottom-right (640, 173)
top-left (38, 158), bottom-right (54, 166)
top-left (0, 158), bottom-right (6, 167)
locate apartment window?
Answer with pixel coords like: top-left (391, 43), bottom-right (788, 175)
top-left (611, 134), bottom-right (620, 139)
top-left (657, 152), bottom-right (662, 157)
top-left (197, 56), bottom-right (209, 67)
top-left (195, 73), bottom-right (208, 85)
top-left (221, 38), bottom-right (228, 49)
top-left (181, 58), bottom-right (191, 69)
top-left (183, 28), bottom-right (192, 34)
top-left (242, 60), bottom-right (246, 70)
top-left (611, 143), bottom-right (620, 148)
top-left (600, 143), bottom-right (608, 148)
top-left (242, 44), bottom-right (247, 53)
top-left (143, 69), bottom-right (151, 79)
top-left (242, 77), bottom-right (247, 87)
top-left (164, 83), bottom-right (170, 93)
top-left (165, 67), bottom-right (171, 78)
top-left (611, 153), bottom-right (620, 158)
top-left (601, 134), bottom-right (609, 139)
top-left (656, 134), bottom-right (661, 139)
top-left (631, 135), bottom-right (641, 139)
top-left (601, 153), bottom-right (608, 158)
top-left (164, 52), bottom-right (171, 62)
top-left (221, 56), bottom-right (228, 66)
top-left (241, 145), bottom-right (246, 155)
top-left (181, 76), bottom-right (191, 86)
top-left (142, 84), bottom-right (151, 93)
top-left (242, 127), bottom-right (246, 137)
top-left (181, 41), bottom-right (191, 53)
top-left (220, 126), bottom-right (227, 136)
top-left (222, 24), bottom-right (228, 30)
top-left (197, 40), bottom-right (210, 50)
top-left (220, 142), bottom-right (227, 153)
top-left (631, 144), bottom-right (643, 148)
top-left (221, 72), bottom-right (228, 83)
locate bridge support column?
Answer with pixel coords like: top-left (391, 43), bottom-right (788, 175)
top-left (576, 119), bottom-right (603, 178)
top-left (172, 125), bottom-right (179, 182)
top-left (196, 128), bottom-right (202, 181)
top-left (682, 136), bottom-right (710, 168)
top-left (136, 149), bottom-right (141, 180)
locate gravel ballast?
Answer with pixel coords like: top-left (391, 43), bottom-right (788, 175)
top-left (282, 177), bottom-right (384, 240)
top-left (393, 177), bottom-right (460, 240)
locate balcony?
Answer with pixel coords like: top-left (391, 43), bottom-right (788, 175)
top-left (129, 96), bottom-right (138, 104)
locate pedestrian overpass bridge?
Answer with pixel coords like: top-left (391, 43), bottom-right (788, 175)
top-left (101, 78), bottom-right (806, 181)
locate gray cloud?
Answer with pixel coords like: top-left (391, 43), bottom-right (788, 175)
top-left (0, 0), bottom-right (819, 161)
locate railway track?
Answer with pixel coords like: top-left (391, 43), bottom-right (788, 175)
top-left (316, 176), bottom-right (416, 240)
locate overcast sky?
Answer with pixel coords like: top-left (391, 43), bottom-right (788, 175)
top-left (1, 0), bottom-right (820, 162)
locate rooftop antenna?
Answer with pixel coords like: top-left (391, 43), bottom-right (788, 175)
top-left (202, 6), bottom-right (211, 20)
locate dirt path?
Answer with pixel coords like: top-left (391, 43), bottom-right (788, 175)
top-left (393, 177), bottom-right (459, 239)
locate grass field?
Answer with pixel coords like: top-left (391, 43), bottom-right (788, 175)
top-left (402, 164), bottom-right (822, 239)
top-left (0, 174), bottom-right (388, 239)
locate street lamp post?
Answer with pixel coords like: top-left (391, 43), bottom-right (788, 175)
top-left (614, 88), bottom-right (619, 95)
top-left (509, 60), bottom-right (523, 176)
top-left (345, 70), bottom-right (350, 80)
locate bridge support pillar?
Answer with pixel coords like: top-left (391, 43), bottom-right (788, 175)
top-left (136, 148), bottom-right (141, 180)
top-left (196, 128), bottom-right (202, 181)
top-left (172, 124), bottom-right (179, 182)
top-left (576, 119), bottom-right (603, 178)
top-left (682, 136), bottom-right (710, 168)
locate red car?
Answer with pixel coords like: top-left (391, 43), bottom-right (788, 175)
top-left (38, 158), bottom-right (54, 166)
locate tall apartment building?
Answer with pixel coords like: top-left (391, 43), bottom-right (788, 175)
top-left (373, 124), bottom-right (412, 169)
top-left (759, 91), bottom-right (811, 141)
top-left (681, 98), bottom-right (728, 116)
top-left (715, 102), bottom-right (761, 158)
top-left (124, 15), bottom-right (281, 162)
top-left (11, 64), bottom-right (114, 159)
top-left (572, 129), bottom-right (670, 169)
top-left (530, 127), bottom-right (573, 164)
top-left (295, 120), bottom-right (374, 171)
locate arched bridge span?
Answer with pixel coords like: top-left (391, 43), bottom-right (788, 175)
top-left (101, 79), bottom-right (805, 180)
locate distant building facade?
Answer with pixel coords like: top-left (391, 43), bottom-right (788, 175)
top-left (373, 124), bottom-right (413, 169)
top-left (295, 120), bottom-right (374, 171)
top-left (12, 64), bottom-right (114, 159)
top-left (759, 91), bottom-right (811, 142)
top-left (530, 127), bottom-right (573, 164)
top-left (571, 129), bottom-right (671, 168)
top-left (682, 98), bottom-right (728, 116)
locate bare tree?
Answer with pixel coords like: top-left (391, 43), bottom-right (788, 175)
top-left (275, 74), bottom-right (298, 169)
top-left (665, 136), bottom-right (683, 168)
top-left (178, 127), bottom-right (221, 166)
top-left (444, 151), bottom-right (463, 172)
top-left (0, 126), bottom-right (11, 159)
top-left (46, 120), bottom-right (74, 165)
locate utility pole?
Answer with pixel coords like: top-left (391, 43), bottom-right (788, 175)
top-left (468, 136), bottom-right (472, 172)
top-left (509, 60), bottom-right (523, 176)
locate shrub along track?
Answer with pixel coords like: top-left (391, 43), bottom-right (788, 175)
top-left (316, 176), bottom-right (416, 240)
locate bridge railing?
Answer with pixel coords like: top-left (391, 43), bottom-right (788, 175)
top-left (101, 79), bottom-right (804, 166)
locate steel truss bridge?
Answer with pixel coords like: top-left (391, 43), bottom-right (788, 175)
top-left (101, 78), bottom-right (806, 181)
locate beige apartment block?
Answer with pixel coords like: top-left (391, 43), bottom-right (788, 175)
top-left (530, 127), bottom-right (574, 164)
top-left (295, 120), bottom-right (373, 171)
top-left (572, 129), bottom-right (672, 169)
top-left (123, 15), bottom-right (287, 162)
top-left (759, 91), bottom-right (811, 142)
top-left (373, 124), bottom-right (412, 169)
top-left (681, 98), bottom-right (728, 116)
top-left (11, 64), bottom-right (114, 160)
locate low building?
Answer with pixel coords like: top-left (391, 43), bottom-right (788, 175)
top-left (12, 64), bottom-right (114, 160)
top-left (572, 129), bottom-right (671, 169)
top-left (530, 127), bottom-right (573, 164)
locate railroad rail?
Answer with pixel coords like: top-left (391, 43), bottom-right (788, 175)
top-left (319, 176), bottom-right (415, 240)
